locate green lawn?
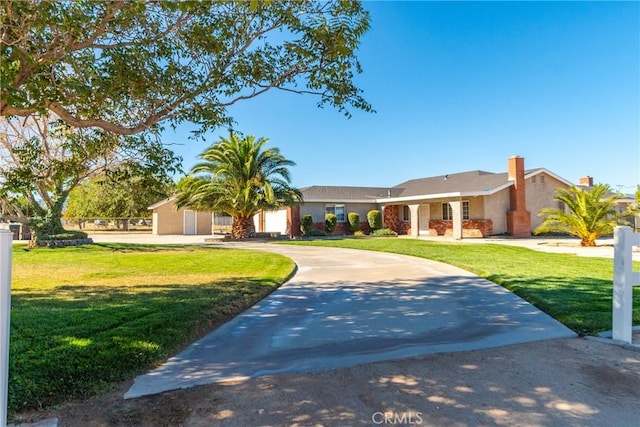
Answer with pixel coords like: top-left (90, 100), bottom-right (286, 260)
top-left (8, 243), bottom-right (295, 417)
top-left (284, 238), bottom-right (640, 336)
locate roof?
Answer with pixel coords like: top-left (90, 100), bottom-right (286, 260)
top-left (392, 170), bottom-right (512, 198)
top-left (300, 186), bottom-right (398, 202)
top-left (147, 196), bottom-right (176, 210)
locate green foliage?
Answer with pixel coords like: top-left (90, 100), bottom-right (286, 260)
top-left (8, 244), bottom-right (295, 417)
top-left (371, 227), bottom-right (397, 236)
top-left (300, 214), bottom-right (314, 235)
top-left (367, 209), bottom-right (382, 230)
top-left (1, 1), bottom-right (372, 135)
top-left (285, 238), bottom-right (640, 336)
top-left (304, 229), bottom-right (327, 237)
top-left (353, 230), bottom-right (365, 237)
top-left (347, 211), bottom-right (360, 233)
top-left (0, 115), bottom-right (181, 240)
top-left (325, 213), bottom-right (337, 234)
top-left (40, 231), bottom-right (88, 241)
top-left (176, 133), bottom-right (301, 239)
top-left (535, 184), bottom-right (625, 246)
top-left (66, 169), bottom-right (175, 219)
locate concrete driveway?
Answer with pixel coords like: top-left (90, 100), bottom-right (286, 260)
top-left (125, 244), bottom-right (575, 399)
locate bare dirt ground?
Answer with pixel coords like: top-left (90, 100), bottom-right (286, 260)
top-left (15, 337), bottom-right (640, 427)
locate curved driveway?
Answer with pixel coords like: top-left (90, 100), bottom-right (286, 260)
top-left (125, 244), bottom-right (575, 399)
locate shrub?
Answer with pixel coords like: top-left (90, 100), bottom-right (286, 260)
top-left (300, 214), bottom-right (313, 235)
top-left (371, 228), bottom-right (397, 236)
top-left (367, 210), bottom-right (382, 230)
top-left (325, 213), bottom-right (337, 234)
top-left (41, 230), bottom-right (89, 240)
top-left (354, 230), bottom-right (365, 237)
top-left (347, 212), bottom-right (360, 234)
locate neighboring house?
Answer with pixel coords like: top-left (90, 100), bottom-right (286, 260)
top-left (150, 156), bottom-right (578, 238)
top-left (147, 196), bottom-right (212, 235)
top-left (576, 176), bottom-right (639, 229)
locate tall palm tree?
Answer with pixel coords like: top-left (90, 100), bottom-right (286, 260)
top-left (535, 184), bottom-right (624, 246)
top-left (176, 134), bottom-right (302, 239)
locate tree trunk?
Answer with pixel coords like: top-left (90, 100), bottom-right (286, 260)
top-left (231, 215), bottom-right (256, 239)
top-left (30, 199), bottom-right (66, 242)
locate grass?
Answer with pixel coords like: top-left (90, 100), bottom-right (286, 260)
top-left (283, 238), bottom-right (640, 336)
top-left (8, 243), bottom-right (295, 417)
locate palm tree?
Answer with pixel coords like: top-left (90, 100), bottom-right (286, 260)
top-left (535, 184), bottom-right (624, 246)
top-left (176, 134), bottom-right (302, 239)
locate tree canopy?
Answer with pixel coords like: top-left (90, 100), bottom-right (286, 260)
top-left (535, 184), bottom-right (625, 247)
top-left (1, 0), bottom-right (372, 136)
top-left (0, 114), bottom-right (180, 238)
top-left (176, 133), bottom-right (301, 238)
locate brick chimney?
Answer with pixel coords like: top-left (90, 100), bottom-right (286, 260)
top-left (506, 156), bottom-right (531, 237)
top-left (579, 176), bottom-right (594, 187)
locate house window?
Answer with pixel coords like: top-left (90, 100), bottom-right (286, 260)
top-left (442, 202), bottom-right (470, 220)
top-left (531, 176), bottom-right (537, 183)
top-left (325, 204), bottom-right (346, 222)
top-left (402, 205), bottom-right (410, 221)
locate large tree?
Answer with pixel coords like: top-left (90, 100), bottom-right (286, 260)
top-left (0, 114), bottom-right (180, 240)
top-left (535, 184), bottom-right (625, 247)
top-left (1, 1), bottom-right (372, 135)
top-left (176, 133), bottom-right (301, 239)
top-left (65, 165), bottom-right (176, 226)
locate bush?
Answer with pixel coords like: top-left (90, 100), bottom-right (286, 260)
top-left (305, 229), bottom-right (327, 237)
top-left (371, 228), bottom-right (397, 236)
top-left (367, 210), bottom-right (382, 231)
top-left (300, 214), bottom-right (313, 235)
top-left (40, 230), bottom-right (89, 240)
top-left (325, 213), bottom-right (337, 234)
top-left (354, 230), bottom-right (365, 237)
top-left (347, 212), bottom-right (360, 234)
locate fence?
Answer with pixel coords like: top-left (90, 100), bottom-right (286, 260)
top-left (63, 217), bottom-right (153, 232)
top-left (612, 226), bottom-right (640, 344)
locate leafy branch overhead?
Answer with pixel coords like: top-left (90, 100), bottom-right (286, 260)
top-left (1, 0), bottom-right (372, 135)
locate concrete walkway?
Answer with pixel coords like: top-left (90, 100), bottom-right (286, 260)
top-left (124, 243), bottom-right (575, 399)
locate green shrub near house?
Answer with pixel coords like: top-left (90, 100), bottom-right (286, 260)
top-left (300, 214), bottom-right (313, 235)
top-left (367, 209), bottom-right (382, 231)
top-left (325, 213), bottom-right (337, 234)
top-left (347, 212), bottom-right (360, 234)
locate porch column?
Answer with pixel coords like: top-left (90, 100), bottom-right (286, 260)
top-left (450, 200), bottom-right (463, 240)
top-left (409, 204), bottom-right (420, 237)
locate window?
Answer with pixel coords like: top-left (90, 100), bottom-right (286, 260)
top-left (402, 205), bottom-right (410, 221)
top-left (442, 201), bottom-right (470, 220)
top-left (325, 204), bottom-right (346, 222)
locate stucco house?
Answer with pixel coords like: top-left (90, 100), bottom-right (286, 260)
top-left (150, 156), bottom-right (583, 238)
top-left (279, 156), bottom-right (573, 238)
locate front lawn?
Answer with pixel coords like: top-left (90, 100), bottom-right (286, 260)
top-left (8, 243), bottom-right (295, 417)
top-left (284, 238), bottom-right (640, 336)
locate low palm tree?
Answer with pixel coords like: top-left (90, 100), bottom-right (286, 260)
top-left (176, 134), bottom-right (302, 239)
top-left (535, 184), bottom-right (624, 246)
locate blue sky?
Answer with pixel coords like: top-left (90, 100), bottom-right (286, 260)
top-left (164, 1), bottom-right (639, 193)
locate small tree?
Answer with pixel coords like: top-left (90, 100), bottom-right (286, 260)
top-left (347, 212), bottom-right (360, 234)
top-left (300, 214), bottom-right (313, 236)
top-left (535, 184), bottom-right (625, 247)
top-left (325, 213), bottom-right (337, 234)
top-left (367, 209), bottom-right (382, 231)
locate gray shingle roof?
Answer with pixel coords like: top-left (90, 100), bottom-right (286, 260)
top-left (300, 185), bottom-right (398, 201)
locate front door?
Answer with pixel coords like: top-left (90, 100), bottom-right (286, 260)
top-left (184, 210), bottom-right (196, 235)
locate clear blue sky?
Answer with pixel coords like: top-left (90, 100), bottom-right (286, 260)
top-left (164, 1), bottom-right (640, 193)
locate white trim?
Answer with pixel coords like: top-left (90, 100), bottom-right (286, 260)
top-left (148, 195), bottom-right (177, 210)
top-left (525, 168), bottom-right (573, 187)
top-left (302, 198), bottom-right (379, 203)
top-left (377, 191), bottom-right (491, 204)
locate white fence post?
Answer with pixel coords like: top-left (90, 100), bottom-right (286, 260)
top-left (1, 229), bottom-right (12, 426)
top-left (612, 226), bottom-right (640, 344)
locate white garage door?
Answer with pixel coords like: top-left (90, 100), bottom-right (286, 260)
top-left (264, 209), bottom-right (288, 234)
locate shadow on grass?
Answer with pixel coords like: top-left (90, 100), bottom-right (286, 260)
top-left (8, 278), bottom-right (281, 416)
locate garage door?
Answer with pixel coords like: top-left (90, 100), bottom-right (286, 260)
top-left (264, 209), bottom-right (288, 234)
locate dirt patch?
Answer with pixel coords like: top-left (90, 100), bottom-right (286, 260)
top-left (13, 338), bottom-right (640, 427)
